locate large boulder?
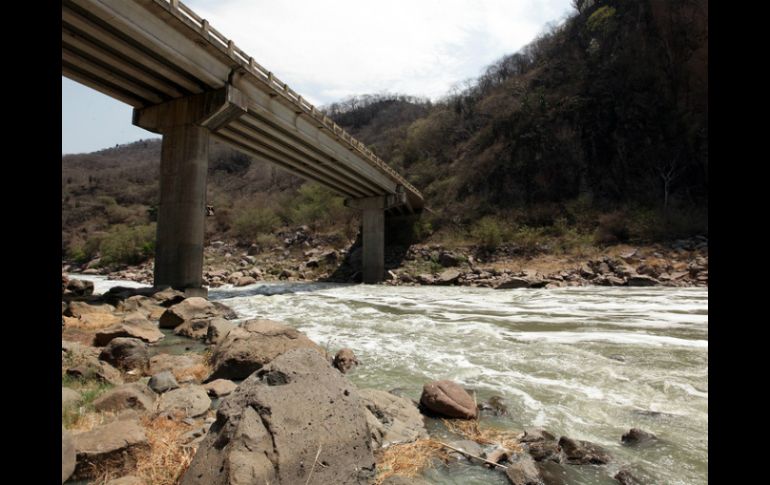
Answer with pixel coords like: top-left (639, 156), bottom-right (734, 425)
top-left (208, 319), bottom-right (324, 380)
top-left (116, 295), bottom-right (166, 320)
top-left (62, 427), bottom-right (76, 483)
top-left (419, 380), bottom-right (478, 419)
top-left (65, 358), bottom-right (124, 386)
top-left (358, 388), bottom-right (427, 450)
top-left (71, 420), bottom-right (149, 480)
top-left (64, 301), bottom-right (116, 318)
top-left (181, 348), bottom-right (375, 485)
top-left (94, 320), bottom-right (164, 346)
top-left (155, 385), bottom-right (211, 418)
top-left (93, 383), bottom-right (156, 413)
top-left (496, 277), bottom-right (531, 289)
top-left (173, 318), bottom-right (211, 340)
top-left (159, 297), bottom-right (235, 329)
top-left (98, 337), bottom-right (149, 372)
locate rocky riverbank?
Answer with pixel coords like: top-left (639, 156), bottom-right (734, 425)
top-left (62, 278), bottom-right (663, 484)
top-left (63, 229), bottom-right (708, 289)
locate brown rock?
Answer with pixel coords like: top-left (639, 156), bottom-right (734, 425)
top-left (558, 436), bottom-right (611, 465)
top-left (93, 383), bottom-right (156, 413)
top-left (208, 319), bottom-right (324, 380)
top-left (71, 420), bottom-right (149, 480)
top-left (333, 348), bottom-right (359, 374)
top-left (155, 385), bottom-right (211, 418)
top-left (505, 454), bottom-right (542, 485)
top-left (203, 379), bottom-right (237, 397)
top-left (94, 321), bottom-right (164, 346)
top-left (419, 380), bottom-right (477, 419)
top-left (98, 337), bottom-right (149, 372)
top-left (359, 388), bottom-right (427, 450)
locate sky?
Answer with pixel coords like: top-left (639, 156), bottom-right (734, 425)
top-left (62, 0), bottom-right (574, 154)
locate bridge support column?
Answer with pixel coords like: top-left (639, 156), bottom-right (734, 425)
top-left (345, 191), bottom-right (407, 284)
top-left (133, 85), bottom-right (248, 293)
top-left (362, 207), bottom-right (385, 284)
top-left (154, 124), bottom-right (209, 291)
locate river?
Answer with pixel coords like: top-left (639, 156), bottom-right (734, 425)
top-left (78, 276), bottom-right (708, 484)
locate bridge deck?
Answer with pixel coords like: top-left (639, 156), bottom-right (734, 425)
top-left (62, 0), bottom-right (423, 212)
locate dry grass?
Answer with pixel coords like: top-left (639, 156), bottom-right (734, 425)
top-left (173, 361), bottom-right (211, 383)
top-left (374, 439), bottom-right (449, 484)
top-left (86, 413), bottom-right (198, 485)
top-left (442, 419), bottom-right (523, 453)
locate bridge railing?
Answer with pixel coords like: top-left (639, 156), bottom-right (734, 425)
top-left (160, 0), bottom-right (421, 199)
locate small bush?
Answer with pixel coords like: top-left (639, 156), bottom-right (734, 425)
top-left (472, 216), bottom-right (507, 250)
top-left (594, 211), bottom-right (630, 244)
top-left (99, 223), bottom-right (156, 266)
top-left (232, 207), bottom-right (280, 242)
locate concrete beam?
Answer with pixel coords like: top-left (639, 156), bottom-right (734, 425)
top-left (133, 84), bottom-right (247, 134)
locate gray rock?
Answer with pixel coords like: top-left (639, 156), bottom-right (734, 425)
top-left (65, 358), bottom-right (124, 386)
top-left (208, 319), bottom-right (324, 380)
top-left (495, 277), bottom-right (531, 289)
top-left (520, 428), bottom-right (556, 443)
top-left (156, 385), bottom-right (211, 418)
top-left (505, 454), bottom-right (542, 485)
top-left (627, 275), bottom-right (659, 287)
top-left (358, 388), bottom-right (427, 450)
top-left (65, 278), bottom-right (94, 296)
top-left (181, 349), bottom-right (375, 485)
top-left (446, 439), bottom-right (484, 463)
top-left (71, 420), bottom-right (148, 480)
top-left (621, 428), bottom-right (657, 446)
top-left (436, 269), bottom-right (461, 285)
top-left (438, 252), bottom-right (461, 267)
top-left (93, 383), bottom-right (156, 413)
top-left (558, 436), bottom-right (611, 465)
top-left (205, 318), bottom-right (236, 345)
top-left (62, 427), bottom-right (76, 483)
top-left (98, 337), bottom-right (149, 372)
top-left (148, 370), bottom-right (180, 393)
top-left (419, 380), bottom-right (478, 419)
top-left (614, 469), bottom-right (644, 484)
top-left (525, 439), bottom-right (562, 463)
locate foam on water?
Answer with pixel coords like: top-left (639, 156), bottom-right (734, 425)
top-left (69, 276), bottom-right (707, 484)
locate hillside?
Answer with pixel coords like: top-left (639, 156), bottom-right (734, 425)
top-left (62, 0), bottom-right (707, 268)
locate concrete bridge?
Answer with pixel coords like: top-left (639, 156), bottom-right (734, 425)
top-left (62, 0), bottom-right (424, 290)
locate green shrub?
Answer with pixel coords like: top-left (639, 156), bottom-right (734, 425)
top-left (472, 216), bottom-right (507, 250)
top-left (232, 207), bottom-right (280, 242)
top-left (98, 223), bottom-right (156, 266)
top-left (288, 183), bottom-right (346, 229)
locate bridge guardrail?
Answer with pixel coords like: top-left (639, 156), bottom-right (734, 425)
top-left (160, 0), bottom-right (422, 200)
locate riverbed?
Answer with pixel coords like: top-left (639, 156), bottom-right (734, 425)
top-left (77, 276), bottom-right (708, 484)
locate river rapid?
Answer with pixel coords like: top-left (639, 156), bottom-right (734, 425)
top-left (82, 277), bottom-right (708, 484)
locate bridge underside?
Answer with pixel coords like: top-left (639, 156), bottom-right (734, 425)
top-left (63, 0), bottom-right (423, 287)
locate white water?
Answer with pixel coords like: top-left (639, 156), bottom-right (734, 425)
top-left (75, 275), bottom-right (708, 484)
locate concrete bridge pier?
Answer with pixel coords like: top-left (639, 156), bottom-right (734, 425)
top-left (133, 86), bottom-right (248, 294)
top-left (346, 192), bottom-right (407, 284)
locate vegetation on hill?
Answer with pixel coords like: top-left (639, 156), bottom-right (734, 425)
top-left (62, 0), bottom-right (707, 267)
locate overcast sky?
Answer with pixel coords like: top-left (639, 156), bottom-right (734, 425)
top-left (62, 0), bottom-right (573, 154)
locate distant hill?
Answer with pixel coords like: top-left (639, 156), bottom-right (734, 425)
top-left (62, 0), bottom-right (707, 266)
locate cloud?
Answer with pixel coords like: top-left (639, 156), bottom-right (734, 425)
top-left (188, 0), bottom-right (573, 105)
